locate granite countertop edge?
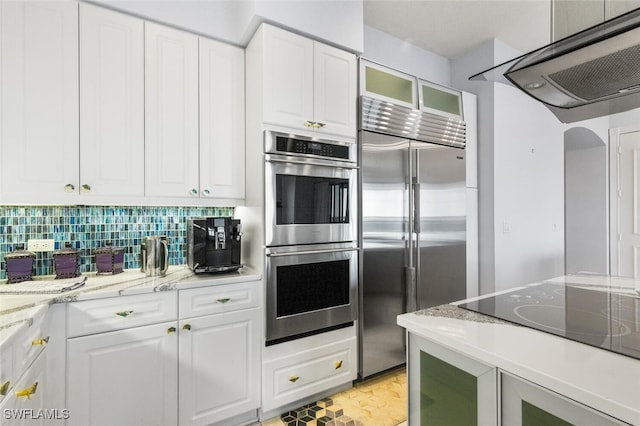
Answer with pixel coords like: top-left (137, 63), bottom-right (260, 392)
top-left (0, 265), bottom-right (262, 336)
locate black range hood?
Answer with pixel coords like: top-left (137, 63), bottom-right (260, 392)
top-left (470, 8), bottom-right (640, 123)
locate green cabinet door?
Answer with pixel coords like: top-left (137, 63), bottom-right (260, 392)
top-left (420, 351), bottom-right (478, 425)
top-left (408, 333), bottom-right (497, 426)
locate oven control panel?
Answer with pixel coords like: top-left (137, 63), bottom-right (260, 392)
top-left (275, 136), bottom-right (350, 160)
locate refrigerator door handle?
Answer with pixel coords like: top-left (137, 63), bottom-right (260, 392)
top-left (405, 266), bottom-right (417, 313)
top-left (413, 181), bottom-right (421, 235)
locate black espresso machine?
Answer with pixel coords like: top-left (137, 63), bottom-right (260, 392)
top-left (187, 217), bottom-right (242, 273)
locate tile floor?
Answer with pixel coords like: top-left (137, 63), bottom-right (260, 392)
top-left (261, 368), bottom-right (407, 426)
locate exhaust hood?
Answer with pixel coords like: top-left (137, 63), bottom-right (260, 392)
top-left (470, 8), bottom-right (640, 123)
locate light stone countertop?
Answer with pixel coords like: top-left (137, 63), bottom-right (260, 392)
top-left (397, 274), bottom-right (640, 425)
top-left (0, 265), bottom-right (261, 342)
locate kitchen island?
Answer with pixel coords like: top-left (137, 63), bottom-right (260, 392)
top-left (398, 274), bottom-right (640, 426)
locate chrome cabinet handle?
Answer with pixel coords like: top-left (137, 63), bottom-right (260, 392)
top-left (15, 382), bottom-right (37, 399)
top-left (115, 310), bottom-right (134, 318)
top-left (31, 336), bottom-right (50, 346)
top-left (202, 189), bottom-right (211, 196)
top-left (167, 327), bottom-right (177, 334)
top-left (216, 298), bottom-right (231, 304)
top-left (189, 188), bottom-right (198, 196)
top-left (182, 324), bottom-right (191, 331)
top-left (304, 120), bottom-right (315, 128)
top-left (288, 375), bottom-right (300, 383)
top-left (81, 184), bottom-right (91, 192)
top-left (64, 184), bottom-right (75, 192)
top-left (334, 360), bottom-right (343, 370)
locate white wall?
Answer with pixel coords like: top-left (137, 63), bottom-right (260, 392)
top-left (362, 25), bottom-right (450, 86)
top-left (493, 83), bottom-right (565, 290)
top-left (451, 39), bottom-right (566, 294)
top-left (91, 0), bottom-right (363, 52)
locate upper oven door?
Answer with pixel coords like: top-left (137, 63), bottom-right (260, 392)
top-left (265, 155), bottom-right (357, 247)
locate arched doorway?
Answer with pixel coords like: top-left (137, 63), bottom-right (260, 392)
top-left (564, 127), bottom-right (608, 275)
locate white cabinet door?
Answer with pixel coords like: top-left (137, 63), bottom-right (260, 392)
top-left (79, 3), bottom-right (144, 198)
top-left (199, 38), bottom-right (245, 200)
top-left (145, 22), bottom-right (199, 198)
top-left (0, 1), bottom-right (78, 203)
top-left (262, 25), bottom-right (314, 132)
top-left (67, 322), bottom-right (178, 426)
top-left (179, 309), bottom-right (260, 426)
top-left (313, 42), bottom-right (357, 139)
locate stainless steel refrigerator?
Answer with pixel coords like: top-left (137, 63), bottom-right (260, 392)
top-left (358, 118), bottom-right (467, 379)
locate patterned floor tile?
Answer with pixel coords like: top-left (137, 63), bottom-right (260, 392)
top-left (261, 368), bottom-right (406, 426)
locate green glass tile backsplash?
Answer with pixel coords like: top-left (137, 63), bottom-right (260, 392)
top-left (0, 205), bottom-right (233, 280)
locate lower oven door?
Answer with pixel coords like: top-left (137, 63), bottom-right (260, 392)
top-left (266, 243), bottom-right (358, 345)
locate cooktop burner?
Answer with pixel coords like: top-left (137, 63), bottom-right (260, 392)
top-left (458, 282), bottom-right (640, 360)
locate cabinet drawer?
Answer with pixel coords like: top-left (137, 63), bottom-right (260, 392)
top-left (262, 335), bottom-right (357, 412)
top-left (179, 282), bottom-right (260, 318)
top-left (0, 323), bottom-right (25, 404)
top-left (67, 292), bottom-right (177, 337)
top-left (0, 348), bottom-right (49, 419)
top-left (13, 307), bottom-right (49, 380)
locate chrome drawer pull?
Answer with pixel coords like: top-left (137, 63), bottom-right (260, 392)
top-left (115, 310), bottom-right (134, 318)
top-left (216, 298), bottom-right (231, 304)
top-left (288, 375), bottom-right (300, 383)
top-left (182, 324), bottom-right (192, 331)
top-left (334, 360), bottom-right (343, 370)
top-left (167, 327), bottom-right (177, 334)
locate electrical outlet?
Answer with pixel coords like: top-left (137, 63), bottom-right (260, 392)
top-left (28, 239), bottom-right (55, 252)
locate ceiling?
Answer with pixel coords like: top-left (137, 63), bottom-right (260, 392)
top-left (363, 0), bottom-right (553, 59)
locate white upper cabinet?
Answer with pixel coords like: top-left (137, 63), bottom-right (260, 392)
top-left (260, 24), bottom-right (357, 139)
top-left (145, 22), bottom-right (199, 198)
top-left (0, 1), bottom-right (79, 203)
top-left (313, 42), bottom-right (357, 139)
top-left (80, 3), bottom-right (144, 198)
top-left (199, 38), bottom-right (245, 200)
top-left (262, 26), bottom-right (315, 133)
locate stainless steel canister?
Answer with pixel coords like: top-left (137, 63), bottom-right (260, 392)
top-left (141, 236), bottom-right (168, 277)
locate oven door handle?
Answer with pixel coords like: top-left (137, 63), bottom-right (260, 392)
top-left (265, 155), bottom-right (358, 170)
top-left (266, 247), bottom-right (358, 257)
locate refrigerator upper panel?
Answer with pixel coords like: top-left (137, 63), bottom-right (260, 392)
top-left (360, 96), bottom-right (466, 148)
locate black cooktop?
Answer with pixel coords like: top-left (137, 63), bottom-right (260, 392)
top-left (458, 282), bottom-right (640, 360)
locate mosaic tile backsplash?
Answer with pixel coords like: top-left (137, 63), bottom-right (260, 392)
top-left (0, 205), bottom-right (233, 281)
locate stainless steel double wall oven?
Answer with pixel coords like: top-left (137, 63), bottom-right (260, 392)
top-left (264, 131), bottom-right (358, 345)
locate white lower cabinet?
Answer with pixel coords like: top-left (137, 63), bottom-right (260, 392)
top-left (501, 372), bottom-right (629, 425)
top-left (179, 308), bottom-right (261, 426)
top-left (67, 321), bottom-right (179, 426)
top-left (262, 326), bottom-right (357, 414)
top-left (0, 349), bottom-right (51, 426)
top-left (65, 281), bottom-right (261, 426)
top-left (0, 307), bottom-right (55, 426)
